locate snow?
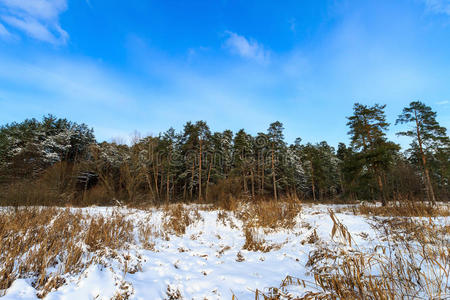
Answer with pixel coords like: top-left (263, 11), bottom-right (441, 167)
top-left (4, 280), bottom-right (35, 300)
top-left (1, 203), bottom-right (449, 299)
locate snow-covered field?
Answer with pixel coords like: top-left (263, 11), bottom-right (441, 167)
top-left (2, 203), bottom-right (449, 299)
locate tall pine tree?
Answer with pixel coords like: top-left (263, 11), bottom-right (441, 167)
top-left (396, 101), bottom-right (449, 204)
top-left (347, 103), bottom-right (398, 205)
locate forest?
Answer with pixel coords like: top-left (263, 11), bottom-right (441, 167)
top-left (0, 101), bottom-right (448, 206)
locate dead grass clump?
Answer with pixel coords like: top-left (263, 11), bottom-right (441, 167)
top-left (356, 201), bottom-right (450, 217)
top-left (85, 213), bottom-right (134, 252)
top-left (242, 227), bottom-right (273, 252)
top-left (162, 204), bottom-right (202, 236)
top-left (216, 210), bottom-right (228, 225)
top-left (165, 285), bottom-right (183, 300)
top-left (302, 229), bottom-right (319, 245)
top-left (0, 181), bottom-right (63, 206)
top-left (138, 223), bottom-right (157, 250)
top-left (239, 200), bottom-right (302, 230)
top-left (0, 208), bottom-right (84, 294)
top-left (216, 195), bottom-right (239, 211)
top-left (256, 209), bottom-right (449, 299)
top-left (0, 207), bottom-right (138, 297)
top-left (216, 210), bottom-right (238, 229)
top-left (308, 210), bottom-right (449, 299)
top-left (373, 217), bottom-right (435, 243)
top-left (207, 177), bottom-right (242, 209)
top-left (251, 275), bottom-right (317, 300)
top-left (236, 251), bottom-right (245, 262)
top-left (328, 209), bottom-right (353, 246)
top-left (78, 184), bottom-right (115, 206)
top-left (217, 246), bottom-right (231, 258)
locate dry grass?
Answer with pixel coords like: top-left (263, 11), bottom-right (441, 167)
top-left (355, 200), bottom-right (450, 217)
top-left (213, 197), bottom-right (303, 253)
top-left (0, 207), bottom-right (152, 297)
top-left (2, 200), bottom-right (448, 299)
top-left (215, 195), bottom-right (239, 211)
top-left (308, 221), bottom-right (449, 299)
top-left (238, 198), bottom-right (302, 230)
top-left (0, 177), bottom-right (113, 207)
top-left (257, 208), bottom-right (450, 299)
top-left (242, 227), bottom-right (281, 252)
top-left (0, 208), bottom-right (85, 295)
top-left (214, 197), bottom-right (303, 253)
top-left (0, 181), bottom-right (64, 207)
top-left (138, 222), bottom-right (157, 250)
top-left (84, 213), bottom-right (134, 252)
top-left (165, 285), bottom-right (183, 299)
top-left (162, 204), bottom-right (203, 236)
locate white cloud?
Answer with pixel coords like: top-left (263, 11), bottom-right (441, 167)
top-left (0, 21), bottom-right (9, 37)
top-left (421, 0), bottom-right (450, 15)
top-left (437, 100), bottom-right (449, 105)
top-left (223, 31), bottom-right (270, 64)
top-left (2, 16), bottom-right (66, 44)
top-left (0, 0), bottom-right (68, 44)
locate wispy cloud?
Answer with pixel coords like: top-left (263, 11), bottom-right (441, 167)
top-left (223, 31), bottom-right (270, 64)
top-left (288, 18), bottom-right (297, 33)
top-left (421, 0), bottom-right (450, 15)
top-left (0, 0), bottom-right (68, 44)
top-left (0, 21), bottom-right (9, 37)
top-left (0, 51), bottom-right (277, 142)
top-left (437, 100), bottom-right (449, 105)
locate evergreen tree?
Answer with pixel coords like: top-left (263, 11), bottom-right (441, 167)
top-left (0, 115), bottom-right (94, 179)
top-left (267, 121), bottom-right (286, 201)
top-left (179, 121), bottom-right (211, 201)
top-left (254, 132), bottom-right (269, 196)
top-left (396, 101), bottom-right (449, 204)
top-left (301, 143), bottom-right (319, 201)
top-left (161, 128), bottom-right (179, 201)
top-left (232, 129), bottom-right (254, 197)
top-left (2, 107), bottom-right (446, 206)
top-left (285, 139), bottom-right (307, 198)
top-left (347, 103), bottom-right (399, 205)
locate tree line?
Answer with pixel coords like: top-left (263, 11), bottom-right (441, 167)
top-left (0, 101), bottom-right (448, 206)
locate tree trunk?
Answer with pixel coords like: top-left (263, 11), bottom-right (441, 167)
top-left (261, 152), bottom-right (265, 196)
top-left (339, 173), bottom-right (345, 195)
top-left (145, 144), bottom-right (155, 200)
top-left (166, 170), bottom-right (170, 202)
top-left (250, 168), bottom-right (255, 199)
top-left (311, 161), bottom-right (316, 201)
top-left (160, 167), bottom-right (164, 201)
top-left (145, 173), bottom-right (155, 200)
top-left (383, 172), bottom-right (388, 202)
top-left (414, 109), bottom-right (436, 205)
top-left (205, 156), bottom-right (212, 201)
top-left (424, 167), bottom-right (436, 204)
top-left (257, 152), bottom-right (261, 196)
top-left (198, 141), bottom-right (202, 202)
top-left (166, 152), bottom-right (171, 202)
top-left (271, 145), bottom-right (277, 201)
top-left (377, 173), bottom-right (387, 206)
top-left (190, 160), bottom-right (195, 200)
top-left (153, 155), bottom-right (159, 200)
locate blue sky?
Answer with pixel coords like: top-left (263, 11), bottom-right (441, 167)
top-left (0, 0), bottom-right (449, 147)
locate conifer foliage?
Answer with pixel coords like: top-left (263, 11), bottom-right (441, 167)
top-left (396, 101), bottom-right (450, 204)
top-left (0, 115), bottom-right (94, 181)
top-left (0, 103), bottom-right (448, 205)
top-left (347, 104), bottom-right (400, 205)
